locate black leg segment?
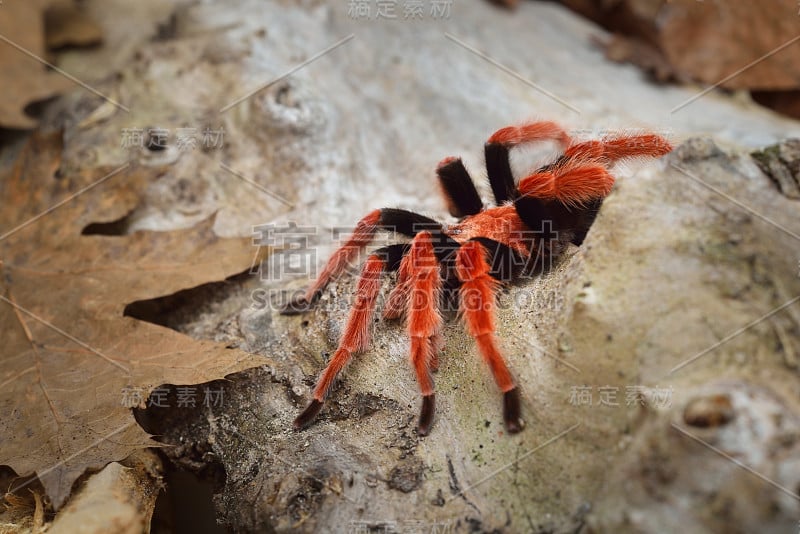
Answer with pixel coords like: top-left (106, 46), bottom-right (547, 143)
top-left (418, 394), bottom-right (435, 436)
top-left (372, 244), bottom-right (411, 272)
top-left (503, 388), bottom-right (523, 434)
top-left (379, 208), bottom-right (461, 262)
top-left (436, 158), bottom-right (483, 218)
top-left (485, 142), bottom-right (519, 205)
top-left (379, 208), bottom-right (442, 236)
top-left (470, 237), bottom-right (525, 282)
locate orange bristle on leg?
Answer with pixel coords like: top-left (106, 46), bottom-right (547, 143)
top-left (282, 209), bottom-right (381, 315)
top-left (406, 232), bottom-right (443, 435)
top-left (293, 254), bottom-right (385, 430)
top-left (456, 241), bottom-right (523, 433)
top-left (487, 121), bottom-right (571, 147)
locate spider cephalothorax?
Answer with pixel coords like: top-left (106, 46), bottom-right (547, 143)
top-left (282, 120), bottom-right (672, 436)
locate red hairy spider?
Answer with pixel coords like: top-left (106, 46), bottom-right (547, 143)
top-left (282, 120), bottom-right (672, 436)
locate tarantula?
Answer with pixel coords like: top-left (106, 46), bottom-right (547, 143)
top-left (282, 120), bottom-right (672, 436)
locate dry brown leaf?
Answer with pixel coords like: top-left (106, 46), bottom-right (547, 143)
top-left (562, 0), bottom-right (800, 91)
top-left (0, 131), bottom-right (267, 509)
top-left (44, 1), bottom-right (103, 50)
top-left (0, 1), bottom-right (74, 129)
top-left (601, 33), bottom-right (676, 83)
top-left (658, 0), bottom-right (800, 91)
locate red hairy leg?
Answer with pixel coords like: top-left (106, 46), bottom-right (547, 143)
top-left (517, 160), bottom-right (615, 207)
top-left (383, 277), bottom-right (411, 320)
top-left (485, 121), bottom-right (572, 205)
top-left (282, 209), bottom-right (381, 314)
top-left (294, 254), bottom-right (385, 429)
top-left (382, 249), bottom-right (414, 320)
top-left (406, 231), bottom-right (443, 436)
top-left (564, 133), bottom-right (673, 163)
top-left (488, 120), bottom-right (571, 147)
top-left (429, 331), bottom-right (443, 372)
top-left (456, 240), bottom-right (523, 433)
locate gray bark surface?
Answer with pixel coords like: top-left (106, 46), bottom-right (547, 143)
top-left (16, 0), bottom-right (800, 532)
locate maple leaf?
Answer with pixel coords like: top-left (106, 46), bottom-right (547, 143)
top-left (0, 1), bottom-right (75, 129)
top-left (0, 131), bottom-right (267, 508)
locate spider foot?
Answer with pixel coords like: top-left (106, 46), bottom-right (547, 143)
top-left (503, 388), bottom-right (524, 434)
top-left (417, 394), bottom-right (436, 436)
top-left (280, 294), bottom-right (317, 315)
top-left (294, 399), bottom-right (324, 430)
